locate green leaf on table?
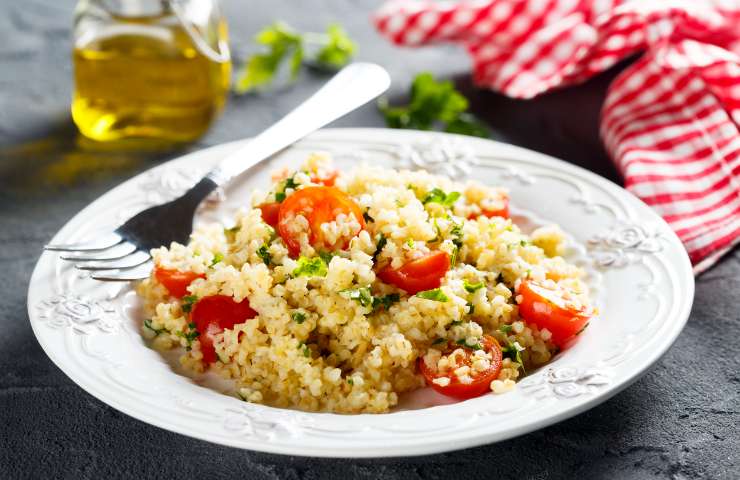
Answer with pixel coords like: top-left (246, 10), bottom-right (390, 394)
top-left (235, 22), bottom-right (356, 94)
top-left (315, 24), bottom-right (357, 69)
top-left (379, 73), bottom-right (489, 138)
top-left (235, 22), bottom-right (303, 94)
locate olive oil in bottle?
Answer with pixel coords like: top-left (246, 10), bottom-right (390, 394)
top-left (72, 1), bottom-right (231, 142)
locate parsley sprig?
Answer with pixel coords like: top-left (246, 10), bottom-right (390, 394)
top-left (292, 256), bottom-right (329, 277)
top-left (379, 73), bottom-right (489, 137)
top-left (235, 22), bottom-right (357, 94)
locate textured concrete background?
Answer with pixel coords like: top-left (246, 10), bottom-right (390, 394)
top-left (1, 1), bottom-right (739, 478)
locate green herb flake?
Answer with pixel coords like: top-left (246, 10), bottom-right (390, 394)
top-left (405, 238), bottom-right (415, 249)
top-left (292, 311), bottom-right (307, 324)
top-left (450, 320), bottom-right (463, 326)
top-left (363, 211), bottom-right (374, 223)
top-left (339, 287), bottom-right (374, 308)
top-left (432, 337), bottom-right (447, 345)
top-left (210, 252), bottom-right (224, 267)
top-left (422, 188), bottom-right (461, 207)
top-left (498, 324), bottom-right (513, 334)
top-left (257, 244), bottom-right (272, 266)
top-left (292, 256), bottom-right (328, 277)
top-left (463, 280), bottom-right (485, 293)
top-left (372, 233), bottom-right (387, 263)
top-left (455, 338), bottom-right (483, 351)
top-left (318, 251), bottom-right (335, 265)
top-left (275, 191), bottom-right (287, 203)
top-left (176, 323), bottom-right (200, 351)
top-left (372, 293), bottom-right (400, 312)
top-left (502, 340), bottom-right (525, 373)
top-left (181, 295), bottom-right (198, 314)
top-left (415, 288), bottom-right (449, 302)
top-left (347, 378), bottom-right (354, 385)
top-left (143, 319), bottom-right (165, 336)
top-left (297, 342), bottom-right (311, 358)
top-left (466, 302), bottom-right (475, 315)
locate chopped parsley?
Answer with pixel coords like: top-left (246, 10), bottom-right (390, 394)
top-left (422, 188), bottom-right (461, 207)
top-left (502, 339), bottom-right (525, 373)
top-left (463, 280), bottom-right (485, 293)
top-left (318, 251), bottom-right (335, 265)
top-left (379, 72), bottom-right (489, 137)
top-left (372, 293), bottom-right (400, 312)
top-left (405, 238), bottom-right (415, 249)
top-left (210, 252), bottom-right (224, 267)
top-left (291, 310), bottom-right (307, 324)
top-left (363, 211), bottom-right (374, 223)
top-left (181, 295), bottom-right (198, 313)
top-left (372, 233), bottom-right (387, 262)
top-left (450, 320), bottom-right (463, 326)
top-left (176, 322), bottom-right (200, 351)
top-left (456, 338), bottom-right (483, 351)
top-left (234, 22), bottom-right (356, 94)
top-left (432, 337), bottom-right (447, 345)
top-left (339, 287), bottom-right (374, 307)
top-left (275, 191), bottom-right (287, 202)
top-left (297, 342), bottom-right (311, 358)
top-left (466, 302), bottom-right (475, 315)
top-left (143, 319), bottom-right (165, 336)
top-left (520, 240), bottom-right (528, 247)
top-left (498, 324), bottom-right (513, 334)
top-left (257, 244), bottom-right (272, 265)
top-left (347, 378), bottom-right (354, 385)
top-left (449, 218), bottom-right (464, 265)
top-left (292, 256), bottom-right (328, 277)
top-left (415, 288), bottom-right (449, 302)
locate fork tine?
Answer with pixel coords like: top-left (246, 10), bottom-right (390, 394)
top-left (60, 242), bottom-right (137, 262)
top-left (75, 252), bottom-right (151, 271)
top-left (90, 267), bottom-right (152, 282)
top-left (45, 233), bottom-right (123, 252)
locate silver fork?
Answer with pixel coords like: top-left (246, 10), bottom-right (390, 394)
top-left (44, 63), bottom-right (391, 281)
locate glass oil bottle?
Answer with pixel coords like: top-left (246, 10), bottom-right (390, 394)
top-left (72, 0), bottom-right (231, 142)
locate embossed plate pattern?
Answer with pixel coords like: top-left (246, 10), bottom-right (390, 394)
top-left (27, 129), bottom-right (694, 457)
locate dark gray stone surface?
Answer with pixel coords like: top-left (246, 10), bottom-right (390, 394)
top-left (1, 1), bottom-right (738, 478)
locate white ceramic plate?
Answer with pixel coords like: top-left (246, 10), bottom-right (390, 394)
top-left (28, 129), bottom-right (694, 458)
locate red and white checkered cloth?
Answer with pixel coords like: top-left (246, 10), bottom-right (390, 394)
top-left (374, 0), bottom-right (740, 273)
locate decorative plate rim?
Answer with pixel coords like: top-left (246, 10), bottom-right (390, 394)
top-left (27, 128), bottom-right (694, 458)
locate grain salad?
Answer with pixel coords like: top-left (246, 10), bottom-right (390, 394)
top-left (137, 153), bottom-right (595, 413)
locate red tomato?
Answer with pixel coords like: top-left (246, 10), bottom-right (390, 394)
top-left (377, 251), bottom-right (450, 295)
top-left (154, 266), bottom-right (205, 298)
top-left (468, 193), bottom-right (510, 219)
top-left (311, 170), bottom-right (339, 186)
top-left (277, 186), bottom-right (365, 257)
top-left (191, 295), bottom-right (257, 364)
top-left (418, 335), bottom-right (502, 399)
top-left (517, 280), bottom-right (594, 348)
top-left (258, 202), bottom-right (281, 227)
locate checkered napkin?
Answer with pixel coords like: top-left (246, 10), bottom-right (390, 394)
top-left (374, 0), bottom-right (740, 273)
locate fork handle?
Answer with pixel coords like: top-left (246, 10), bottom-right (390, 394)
top-left (204, 62), bottom-right (391, 187)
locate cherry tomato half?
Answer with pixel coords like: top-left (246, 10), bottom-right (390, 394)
top-left (258, 202), bottom-right (281, 228)
top-left (277, 186), bottom-right (365, 257)
top-left (191, 295), bottom-right (257, 364)
top-left (377, 251), bottom-right (450, 295)
top-left (311, 169), bottom-right (338, 186)
top-left (418, 335), bottom-right (503, 399)
top-left (517, 280), bottom-right (594, 348)
top-left (468, 193), bottom-right (510, 220)
top-left (154, 266), bottom-right (205, 298)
